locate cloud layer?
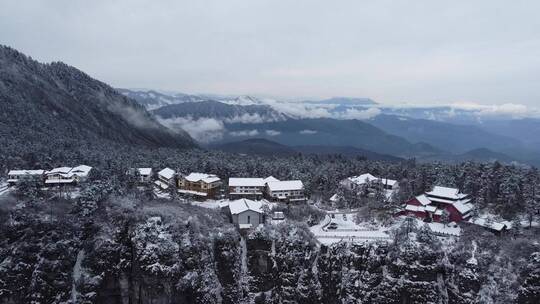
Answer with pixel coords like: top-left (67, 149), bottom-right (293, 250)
top-left (158, 117), bottom-right (225, 143)
top-left (2, 1), bottom-right (539, 106)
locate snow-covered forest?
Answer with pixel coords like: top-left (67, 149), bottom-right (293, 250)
top-left (1, 145), bottom-right (539, 303)
top-left (1, 4), bottom-right (540, 302)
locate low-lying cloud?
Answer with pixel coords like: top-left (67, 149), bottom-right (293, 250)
top-left (265, 130), bottom-right (281, 136)
top-left (450, 102), bottom-right (536, 118)
top-left (224, 113), bottom-right (282, 124)
top-left (299, 129), bottom-right (318, 134)
top-left (264, 101), bottom-right (333, 119)
top-left (229, 129), bottom-right (259, 137)
top-left (336, 107), bottom-right (382, 120)
top-left (158, 116), bottom-right (224, 143)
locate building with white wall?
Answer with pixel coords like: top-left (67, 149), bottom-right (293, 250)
top-left (265, 180), bottom-right (305, 202)
top-left (227, 198), bottom-right (264, 229)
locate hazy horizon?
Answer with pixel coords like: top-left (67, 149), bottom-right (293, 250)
top-left (2, 0), bottom-right (540, 108)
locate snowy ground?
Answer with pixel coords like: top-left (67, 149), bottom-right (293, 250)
top-left (153, 188), bottom-right (171, 199)
top-left (310, 213), bottom-right (392, 245)
top-left (196, 199), bottom-right (278, 210)
top-left (423, 220), bottom-right (461, 236)
top-left (392, 216), bottom-right (462, 237)
top-left (196, 199), bottom-right (224, 209)
top-left (310, 212), bottom-right (465, 245)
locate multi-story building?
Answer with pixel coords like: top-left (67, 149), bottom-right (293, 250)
top-left (7, 170), bottom-right (45, 185)
top-left (401, 186), bottom-right (474, 222)
top-left (228, 176), bottom-right (278, 199)
top-left (265, 180), bottom-right (305, 202)
top-left (178, 172), bottom-right (222, 199)
top-left (155, 167), bottom-right (176, 190)
top-left (45, 165), bottom-right (92, 186)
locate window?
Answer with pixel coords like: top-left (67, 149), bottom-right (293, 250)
top-left (247, 215), bottom-right (251, 224)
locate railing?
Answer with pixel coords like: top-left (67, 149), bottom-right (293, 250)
top-left (429, 230), bottom-right (460, 237)
top-left (326, 228), bottom-right (380, 232)
top-left (314, 235), bottom-right (391, 240)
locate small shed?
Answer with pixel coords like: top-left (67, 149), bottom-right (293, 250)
top-left (228, 198), bottom-right (264, 229)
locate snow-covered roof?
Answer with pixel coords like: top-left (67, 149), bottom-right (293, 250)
top-left (47, 167), bottom-right (72, 174)
top-left (424, 205), bottom-right (437, 213)
top-left (138, 168), bottom-right (152, 176)
top-left (380, 178), bottom-right (398, 186)
top-left (154, 180), bottom-right (169, 189)
top-left (426, 186), bottom-right (467, 200)
top-left (218, 201), bottom-right (231, 208)
top-left (452, 199), bottom-right (474, 214)
top-left (45, 178), bottom-right (75, 184)
top-left (8, 169), bottom-right (45, 176)
top-left (416, 191), bottom-right (473, 215)
top-left (70, 165), bottom-right (92, 176)
top-left (158, 168), bottom-right (175, 179)
top-left (347, 173), bottom-right (377, 184)
top-left (468, 216), bottom-right (512, 231)
top-left (229, 178), bottom-right (265, 187)
top-left (228, 198), bottom-right (263, 214)
top-left (329, 193), bottom-right (339, 202)
top-left (416, 194), bottom-right (432, 206)
top-left (45, 165), bottom-right (92, 178)
top-left (185, 172), bottom-right (221, 183)
top-left (405, 204), bottom-right (424, 212)
top-left (347, 173), bottom-right (397, 187)
top-left (267, 180), bottom-right (304, 192)
top-left (178, 189), bottom-right (207, 196)
top-left (272, 211), bottom-right (285, 219)
top-left (263, 176), bottom-right (280, 183)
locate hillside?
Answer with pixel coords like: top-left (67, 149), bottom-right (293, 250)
top-left (153, 100), bottom-right (288, 122)
top-left (221, 118), bottom-right (440, 158)
top-left (303, 97), bottom-right (377, 105)
top-left (210, 138), bottom-right (298, 157)
top-left (0, 45), bottom-right (195, 156)
top-left (293, 145), bottom-right (403, 162)
top-left (369, 114), bottom-right (522, 154)
top-left (211, 138), bottom-right (403, 161)
top-left (478, 118), bottom-right (540, 151)
top-left (455, 148), bottom-right (515, 163)
top-left (117, 88), bottom-right (206, 110)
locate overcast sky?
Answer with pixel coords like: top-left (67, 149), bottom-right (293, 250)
top-left (1, 0), bottom-right (539, 106)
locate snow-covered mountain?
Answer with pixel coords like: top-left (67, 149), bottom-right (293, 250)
top-left (119, 88), bottom-right (540, 165)
top-left (152, 100), bottom-right (288, 123)
top-left (117, 88), bottom-right (207, 110)
top-left (0, 46), bottom-right (195, 151)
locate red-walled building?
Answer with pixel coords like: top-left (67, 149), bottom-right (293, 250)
top-left (400, 186), bottom-right (474, 223)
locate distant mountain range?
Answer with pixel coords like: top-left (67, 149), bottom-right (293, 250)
top-left (117, 89), bottom-right (206, 110)
top-left (479, 119), bottom-right (540, 151)
top-left (368, 114), bottom-right (523, 154)
top-left (211, 138), bottom-right (403, 162)
top-left (303, 97), bottom-right (377, 106)
top-left (221, 118), bottom-right (440, 158)
top-left (211, 138), bottom-right (297, 157)
top-left (0, 46), bottom-right (195, 154)
top-left (152, 100), bottom-right (288, 123)
top-left (117, 89), bottom-right (540, 166)
top-left (3, 44), bottom-right (535, 167)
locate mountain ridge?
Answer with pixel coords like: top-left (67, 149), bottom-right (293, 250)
top-left (0, 45), bottom-right (195, 153)
top-left (211, 138), bottom-right (403, 161)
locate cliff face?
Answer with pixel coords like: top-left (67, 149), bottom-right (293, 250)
top-left (0, 192), bottom-right (537, 304)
